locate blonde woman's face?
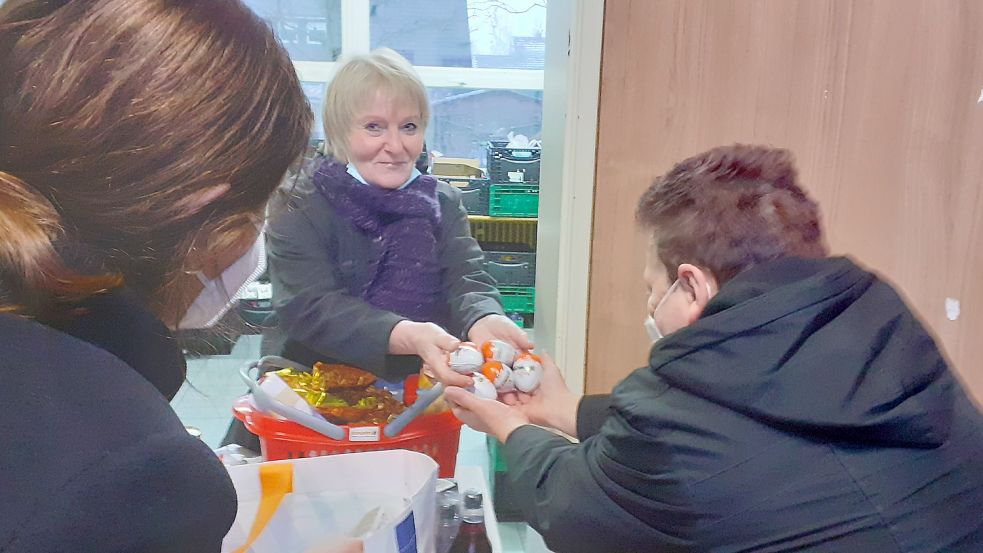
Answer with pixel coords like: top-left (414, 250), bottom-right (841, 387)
top-left (347, 91), bottom-right (425, 189)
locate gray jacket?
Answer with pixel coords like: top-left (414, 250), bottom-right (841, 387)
top-left (267, 175), bottom-right (503, 379)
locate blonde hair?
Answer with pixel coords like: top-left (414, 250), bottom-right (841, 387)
top-left (323, 48), bottom-right (430, 161)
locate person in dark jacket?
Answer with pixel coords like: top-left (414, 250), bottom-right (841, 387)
top-left (445, 145), bottom-right (983, 552)
top-left (268, 48), bottom-right (531, 386)
top-left (0, 1), bottom-right (311, 551)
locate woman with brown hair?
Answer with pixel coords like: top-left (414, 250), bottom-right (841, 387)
top-left (0, 0), bottom-right (311, 551)
top-left (447, 145), bottom-right (983, 552)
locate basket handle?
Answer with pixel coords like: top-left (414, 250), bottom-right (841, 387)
top-left (239, 361), bottom-right (347, 440)
top-left (254, 355), bottom-right (310, 373)
top-left (383, 382), bottom-right (445, 438)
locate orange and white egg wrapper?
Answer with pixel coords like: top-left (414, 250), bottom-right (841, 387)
top-left (479, 360), bottom-right (513, 389)
top-left (481, 340), bottom-right (518, 366)
top-left (449, 342), bottom-right (484, 374)
top-left (511, 353), bottom-right (543, 393)
top-left (470, 373), bottom-right (499, 400)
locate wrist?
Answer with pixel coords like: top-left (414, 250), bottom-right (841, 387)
top-left (387, 319), bottom-right (414, 353)
top-left (544, 390), bottom-right (582, 437)
top-left (493, 417), bottom-right (529, 443)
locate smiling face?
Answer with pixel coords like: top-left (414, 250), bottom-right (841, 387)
top-left (345, 90), bottom-right (425, 189)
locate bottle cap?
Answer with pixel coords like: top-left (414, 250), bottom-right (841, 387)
top-left (463, 490), bottom-right (483, 510)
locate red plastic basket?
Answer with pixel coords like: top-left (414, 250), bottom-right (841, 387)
top-left (233, 396), bottom-right (463, 478)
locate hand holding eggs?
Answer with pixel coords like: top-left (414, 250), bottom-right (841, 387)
top-left (450, 340), bottom-right (541, 400)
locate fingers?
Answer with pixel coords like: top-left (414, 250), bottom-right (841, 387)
top-left (500, 391), bottom-right (520, 406)
top-left (435, 331), bottom-right (461, 352)
top-left (444, 386), bottom-right (479, 410)
top-left (511, 327), bottom-right (534, 350)
top-left (415, 325), bottom-right (466, 386)
top-left (423, 350), bottom-right (472, 387)
top-left (420, 364), bottom-right (436, 380)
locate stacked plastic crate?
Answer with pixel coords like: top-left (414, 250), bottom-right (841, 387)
top-left (484, 140), bottom-right (539, 327)
top-left (435, 142), bottom-right (540, 328)
top-left (437, 141), bottom-right (541, 328)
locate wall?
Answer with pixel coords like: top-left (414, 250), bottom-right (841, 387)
top-left (587, 0), bottom-right (983, 403)
top-left (535, 0), bottom-right (604, 392)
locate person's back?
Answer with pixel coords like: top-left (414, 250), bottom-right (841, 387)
top-left (446, 145), bottom-right (983, 553)
top-left (0, 0), bottom-right (311, 549)
top-left (0, 297), bottom-right (237, 552)
top-left (607, 256), bottom-right (983, 552)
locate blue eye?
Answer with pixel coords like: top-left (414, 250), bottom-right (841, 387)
top-left (365, 123), bottom-right (382, 131)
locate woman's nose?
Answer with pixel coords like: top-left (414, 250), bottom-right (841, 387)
top-left (382, 129), bottom-right (401, 151)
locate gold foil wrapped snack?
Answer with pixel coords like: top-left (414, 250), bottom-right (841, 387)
top-left (266, 362), bottom-right (405, 425)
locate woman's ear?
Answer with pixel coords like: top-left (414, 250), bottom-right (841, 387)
top-left (677, 263), bottom-right (718, 323)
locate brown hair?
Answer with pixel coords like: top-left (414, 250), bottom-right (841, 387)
top-left (0, 0), bottom-right (312, 320)
top-left (636, 144), bottom-right (828, 284)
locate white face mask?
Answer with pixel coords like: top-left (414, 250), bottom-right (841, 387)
top-left (178, 229), bottom-right (267, 329)
top-left (645, 279), bottom-right (680, 343)
top-left (644, 279), bottom-right (713, 343)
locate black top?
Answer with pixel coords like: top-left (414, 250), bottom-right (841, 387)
top-left (0, 291), bottom-right (237, 552)
top-left (269, 176), bottom-right (502, 379)
top-left (505, 256), bottom-right (983, 552)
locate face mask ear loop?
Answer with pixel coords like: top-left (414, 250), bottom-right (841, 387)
top-left (178, 229), bottom-right (266, 330)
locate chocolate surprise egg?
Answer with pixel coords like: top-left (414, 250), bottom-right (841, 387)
top-left (449, 342), bottom-right (484, 374)
top-left (481, 339), bottom-right (517, 366)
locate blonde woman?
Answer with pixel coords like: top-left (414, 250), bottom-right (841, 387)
top-left (268, 48), bottom-right (530, 387)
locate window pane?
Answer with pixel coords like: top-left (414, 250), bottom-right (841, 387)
top-left (427, 87), bottom-right (543, 159)
top-left (371, 0), bottom-right (547, 69)
top-left (243, 0), bottom-right (342, 62)
top-left (301, 82), bottom-right (327, 141)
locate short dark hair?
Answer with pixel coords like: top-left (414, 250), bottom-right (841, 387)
top-left (636, 144), bottom-right (828, 284)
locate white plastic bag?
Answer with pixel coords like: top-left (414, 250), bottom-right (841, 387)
top-left (222, 450), bottom-right (438, 553)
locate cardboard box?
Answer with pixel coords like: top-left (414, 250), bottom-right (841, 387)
top-left (432, 157), bottom-right (483, 178)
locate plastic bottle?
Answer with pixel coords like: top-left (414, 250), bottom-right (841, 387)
top-left (437, 500), bottom-right (461, 553)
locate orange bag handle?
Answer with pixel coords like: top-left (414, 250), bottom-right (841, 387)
top-left (233, 462), bottom-right (294, 553)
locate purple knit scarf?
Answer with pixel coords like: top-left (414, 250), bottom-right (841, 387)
top-left (314, 161), bottom-right (443, 323)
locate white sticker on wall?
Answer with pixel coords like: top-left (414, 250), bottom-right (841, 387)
top-left (977, 88), bottom-right (983, 103)
top-left (945, 298), bottom-right (961, 321)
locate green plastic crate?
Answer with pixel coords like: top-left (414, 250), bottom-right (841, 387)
top-left (498, 285), bottom-right (535, 313)
top-left (489, 184), bottom-right (539, 218)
